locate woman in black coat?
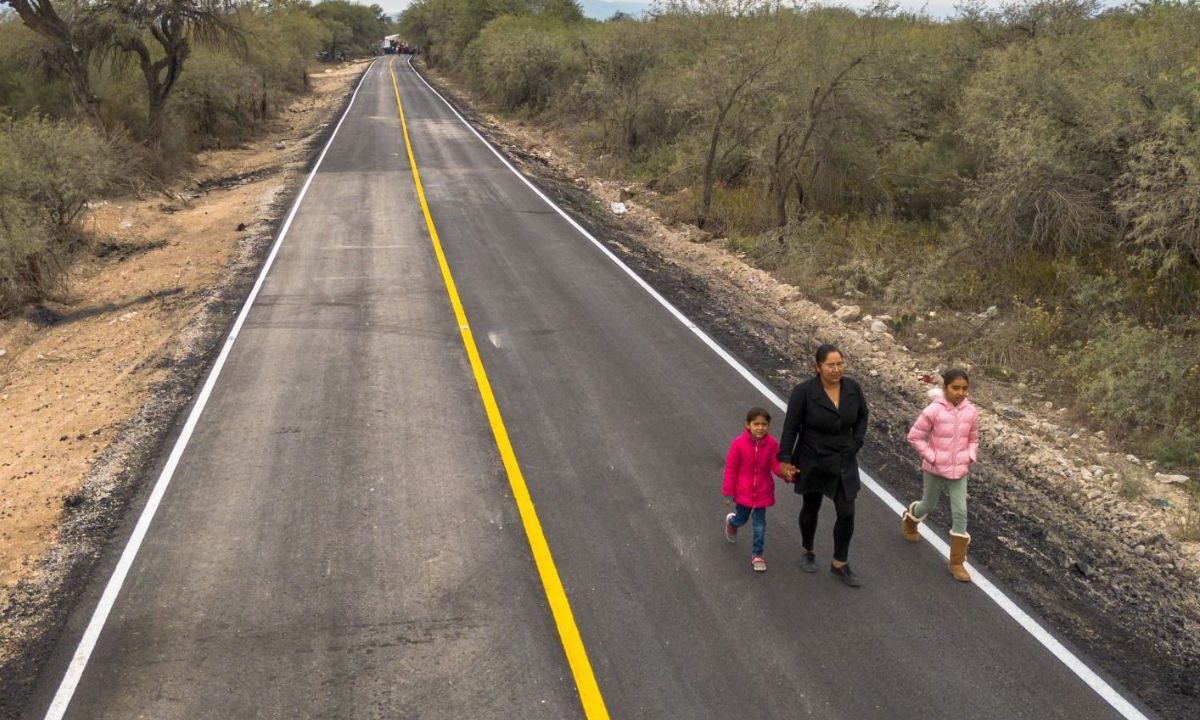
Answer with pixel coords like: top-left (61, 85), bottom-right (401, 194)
top-left (778, 344), bottom-right (869, 587)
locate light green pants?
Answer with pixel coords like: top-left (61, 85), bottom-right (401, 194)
top-left (913, 471), bottom-right (968, 534)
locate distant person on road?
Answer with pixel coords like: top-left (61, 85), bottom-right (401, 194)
top-left (723, 407), bottom-right (785, 573)
top-left (901, 368), bottom-right (980, 583)
top-left (778, 344), bottom-right (870, 587)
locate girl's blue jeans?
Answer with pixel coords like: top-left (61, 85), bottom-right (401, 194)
top-left (731, 504), bottom-right (767, 556)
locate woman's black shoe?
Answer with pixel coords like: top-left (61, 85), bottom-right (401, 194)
top-left (800, 553), bottom-right (818, 573)
top-left (830, 563), bottom-right (862, 587)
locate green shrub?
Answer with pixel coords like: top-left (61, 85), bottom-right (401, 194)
top-left (0, 114), bottom-right (130, 314)
top-left (1115, 116), bottom-right (1200, 285)
top-left (573, 21), bottom-right (665, 154)
top-left (877, 136), bottom-right (968, 221)
top-left (1065, 319), bottom-right (1200, 445)
top-left (239, 6), bottom-right (330, 97)
top-left (464, 16), bottom-right (584, 113)
top-left (1118, 474), bottom-right (1146, 501)
top-left (1016, 299), bottom-right (1062, 347)
top-left (0, 193), bottom-right (54, 313)
top-left (1149, 432), bottom-right (1200, 467)
top-left (170, 48), bottom-right (265, 149)
top-left (0, 114), bottom-right (129, 226)
top-left (0, 19), bottom-right (74, 119)
top-left (710, 183), bottom-right (773, 236)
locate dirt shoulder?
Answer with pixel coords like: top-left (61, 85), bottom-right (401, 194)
top-left (414, 63), bottom-right (1200, 718)
top-left (0, 60), bottom-right (370, 716)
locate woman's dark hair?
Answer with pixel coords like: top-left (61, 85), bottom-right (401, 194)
top-left (815, 343), bottom-right (842, 365)
top-left (746, 407), bottom-right (771, 423)
top-left (943, 368), bottom-right (970, 386)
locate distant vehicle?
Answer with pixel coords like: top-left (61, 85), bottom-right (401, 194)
top-left (381, 35), bottom-right (413, 55)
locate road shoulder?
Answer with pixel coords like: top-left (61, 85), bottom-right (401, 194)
top-left (0, 60), bottom-right (371, 718)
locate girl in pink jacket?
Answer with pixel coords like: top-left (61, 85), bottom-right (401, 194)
top-left (901, 369), bottom-right (980, 582)
top-left (723, 407), bottom-right (785, 572)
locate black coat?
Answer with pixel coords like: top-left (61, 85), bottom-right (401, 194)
top-left (777, 375), bottom-right (869, 500)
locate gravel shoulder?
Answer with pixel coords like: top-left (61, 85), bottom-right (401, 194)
top-left (413, 61), bottom-right (1200, 719)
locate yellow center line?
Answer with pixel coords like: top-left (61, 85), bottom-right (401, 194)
top-left (387, 61), bottom-right (611, 720)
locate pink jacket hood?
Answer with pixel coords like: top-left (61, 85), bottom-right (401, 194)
top-left (722, 430), bottom-right (782, 508)
top-left (907, 392), bottom-right (980, 480)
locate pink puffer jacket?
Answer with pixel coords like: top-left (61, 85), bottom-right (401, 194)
top-left (722, 431), bottom-right (783, 508)
top-left (907, 394), bottom-right (980, 480)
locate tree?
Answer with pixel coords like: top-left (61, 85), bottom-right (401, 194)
top-left (660, 0), bottom-right (790, 229)
top-left (579, 20), bottom-right (660, 155)
top-left (91, 0), bottom-right (243, 146)
top-left (1116, 126), bottom-right (1200, 281)
top-left (762, 15), bottom-right (866, 226)
top-left (999, 0), bottom-right (1101, 39)
top-left (400, 0), bottom-right (552, 70)
top-left (957, 33), bottom-right (1115, 258)
top-left (312, 0), bottom-right (389, 57)
top-left (531, 0), bottom-right (583, 23)
top-left (2, 0), bottom-right (102, 120)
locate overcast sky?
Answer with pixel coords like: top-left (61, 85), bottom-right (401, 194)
top-left (373, 0), bottom-right (1123, 21)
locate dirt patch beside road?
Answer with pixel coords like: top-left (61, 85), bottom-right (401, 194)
top-left (0, 60), bottom-right (369, 717)
top-left (415, 62), bottom-right (1200, 719)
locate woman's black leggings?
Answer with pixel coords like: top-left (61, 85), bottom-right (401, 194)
top-left (799, 484), bottom-right (856, 562)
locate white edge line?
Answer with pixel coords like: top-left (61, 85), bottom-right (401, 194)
top-left (43, 60), bottom-right (379, 720)
top-left (402, 57), bottom-right (1150, 720)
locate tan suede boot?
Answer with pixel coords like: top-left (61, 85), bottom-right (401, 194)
top-left (901, 501), bottom-right (925, 543)
top-left (949, 532), bottom-right (972, 583)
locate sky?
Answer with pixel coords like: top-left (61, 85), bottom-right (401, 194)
top-left (372, 0), bottom-right (1123, 21)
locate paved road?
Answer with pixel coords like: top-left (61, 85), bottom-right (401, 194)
top-left (25, 58), bottom-right (1148, 719)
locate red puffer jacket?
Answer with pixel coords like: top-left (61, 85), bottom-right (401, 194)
top-left (722, 430), bottom-right (783, 508)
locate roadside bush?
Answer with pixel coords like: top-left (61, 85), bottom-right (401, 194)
top-left (0, 19), bottom-right (74, 119)
top-left (957, 34), bottom-right (1118, 259)
top-left (463, 17), bottom-right (584, 113)
top-left (961, 110), bottom-right (1113, 259)
top-left (741, 214), bottom-right (938, 300)
top-left (711, 184), bottom-right (774, 236)
top-left (0, 114), bottom-right (130, 314)
top-left (311, 0), bottom-right (390, 58)
top-left (0, 193), bottom-right (53, 314)
top-left (1115, 120), bottom-right (1200, 284)
top-left (1016, 299), bottom-right (1063, 347)
top-left (1178, 482), bottom-right (1200, 542)
top-left (878, 136), bottom-right (969, 221)
top-left (573, 21), bottom-right (664, 154)
top-left (1065, 319), bottom-right (1200, 447)
top-left (0, 114), bottom-right (130, 227)
top-left (170, 48), bottom-right (266, 149)
top-left (1150, 433), bottom-right (1200, 468)
top-left (239, 6), bottom-right (331, 97)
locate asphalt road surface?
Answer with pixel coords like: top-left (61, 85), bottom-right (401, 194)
top-left (23, 58), bottom-right (1153, 720)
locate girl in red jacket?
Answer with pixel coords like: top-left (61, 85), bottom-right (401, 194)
top-left (723, 407), bottom-right (785, 572)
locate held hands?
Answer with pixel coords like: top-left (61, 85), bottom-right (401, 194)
top-left (779, 462), bottom-right (798, 483)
